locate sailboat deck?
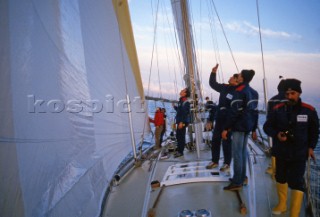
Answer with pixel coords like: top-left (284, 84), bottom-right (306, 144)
top-left (103, 140), bottom-right (307, 217)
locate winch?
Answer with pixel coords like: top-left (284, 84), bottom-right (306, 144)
top-left (178, 209), bottom-right (212, 217)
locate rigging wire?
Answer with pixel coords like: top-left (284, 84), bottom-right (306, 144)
top-left (136, 0), bottom-right (161, 151)
top-left (161, 1), bottom-right (179, 100)
top-left (115, 4), bottom-right (139, 159)
top-left (210, 0), bottom-right (239, 73)
top-left (180, 0), bottom-right (203, 103)
top-left (255, 0), bottom-right (268, 111)
top-left (188, 1), bottom-right (203, 100)
top-left (198, 0), bottom-right (206, 98)
top-left (255, 0), bottom-right (267, 81)
top-left (180, 0), bottom-right (195, 97)
top-left (171, 2), bottom-right (188, 89)
top-left (189, 0), bottom-right (204, 102)
top-left (146, 0), bottom-right (160, 97)
top-left (207, 0), bottom-right (224, 83)
top-left (169, 5), bottom-right (185, 95)
top-left (199, 0), bottom-right (203, 79)
top-left (155, 34), bottom-right (163, 99)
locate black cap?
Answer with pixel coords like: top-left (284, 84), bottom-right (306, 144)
top-left (285, 79), bottom-right (302, 93)
top-left (277, 79), bottom-right (286, 92)
top-left (185, 88), bottom-right (191, 97)
top-left (241, 70), bottom-right (255, 83)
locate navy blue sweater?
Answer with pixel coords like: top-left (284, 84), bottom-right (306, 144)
top-left (174, 97), bottom-right (191, 125)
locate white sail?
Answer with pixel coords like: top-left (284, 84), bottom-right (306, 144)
top-left (0, 0), bottom-right (148, 216)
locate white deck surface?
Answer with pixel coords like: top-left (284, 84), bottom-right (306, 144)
top-left (103, 140), bottom-right (307, 217)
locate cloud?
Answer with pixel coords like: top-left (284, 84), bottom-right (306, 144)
top-left (225, 21), bottom-right (302, 40)
top-left (137, 46), bottom-right (320, 110)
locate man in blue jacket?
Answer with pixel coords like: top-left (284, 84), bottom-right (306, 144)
top-left (222, 69), bottom-right (259, 191)
top-left (265, 79), bottom-right (287, 178)
top-left (263, 79), bottom-right (319, 217)
top-left (173, 88), bottom-right (191, 158)
top-left (206, 64), bottom-right (239, 172)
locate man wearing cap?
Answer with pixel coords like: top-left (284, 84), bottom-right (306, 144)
top-left (222, 69), bottom-right (259, 191)
top-left (263, 78), bottom-right (319, 217)
top-left (265, 79), bottom-right (287, 178)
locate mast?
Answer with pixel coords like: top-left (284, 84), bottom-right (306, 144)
top-left (171, 0), bottom-right (203, 158)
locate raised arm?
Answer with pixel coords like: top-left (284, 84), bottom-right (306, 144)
top-left (209, 64), bottom-right (225, 92)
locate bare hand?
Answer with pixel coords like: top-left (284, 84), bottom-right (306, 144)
top-left (221, 130), bottom-right (228, 140)
top-left (309, 148), bottom-right (316, 163)
top-left (206, 122), bottom-right (213, 131)
top-left (251, 131), bottom-right (257, 141)
top-left (172, 123), bottom-right (176, 130)
top-left (178, 122), bottom-right (184, 129)
top-left (211, 64), bottom-right (219, 74)
top-left (277, 132), bottom-right (287, 142)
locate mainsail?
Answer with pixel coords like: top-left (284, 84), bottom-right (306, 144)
top-left (0, 0), bottom-right (147, 216)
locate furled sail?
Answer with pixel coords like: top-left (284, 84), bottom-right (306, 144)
top-left (171, 0), bottom-right (203, 157)
top-left (171, 0), bottom-right (202, 100)
top-left (0, 0), bottom-right (147, 216)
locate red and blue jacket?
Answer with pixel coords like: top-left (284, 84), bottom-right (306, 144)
top-left (223, 82), bottom-right (259, 133)
top-left (263, 99), bottom-right (319, 160)
top-left (174, 97), bottom-right (190, 125)
top-left (209, 72), bottom-right (237, 123)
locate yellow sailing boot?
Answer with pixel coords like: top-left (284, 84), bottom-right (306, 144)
top-left (265, 166), bottom-right (273, 174)
top-left (271, 156), bottom-right (276, 180)
top-left (272, 182), bottom-right (288, 215)
top-left (266, 156), bottom-right (276, 177)
top-left (289, 190), bottom-right (304, 217)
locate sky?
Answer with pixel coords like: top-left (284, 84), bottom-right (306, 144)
top-left (128, 0), bottom-right (320, 111)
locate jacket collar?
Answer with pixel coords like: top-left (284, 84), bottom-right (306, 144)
top-left (180, 97), bottom-right (188, 102)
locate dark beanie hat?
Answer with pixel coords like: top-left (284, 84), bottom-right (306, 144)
top-left (285, 78), bottom-right (302, 93)
top-left (185, 88), bottom-right (191, 97)
top-left (241, 70), bottom-right (255, 83)
top-left (277, 79), bottom-right (286, 92)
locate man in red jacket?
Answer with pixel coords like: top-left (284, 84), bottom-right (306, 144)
top-left (149, 107), bottom-right (165, 149)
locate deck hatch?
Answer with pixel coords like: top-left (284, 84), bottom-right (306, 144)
top-left (161, 160), bottom-right (231, 186)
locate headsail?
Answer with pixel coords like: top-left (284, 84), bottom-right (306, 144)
top-left (0, 0), bottom-right (147, 216)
